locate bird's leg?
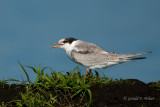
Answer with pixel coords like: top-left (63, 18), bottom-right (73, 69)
top-left (89, 69), bottom-right (92, 74)
top-left (87, 69), bottom-right (92, 78)
top-left (85, 68), bottom-right (88, 78)
top-left (85, 68), bottom-right (92, 78)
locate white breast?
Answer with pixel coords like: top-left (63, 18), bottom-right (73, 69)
top-left (65, 41), bottom-right (78, 60)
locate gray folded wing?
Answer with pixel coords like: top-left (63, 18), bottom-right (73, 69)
top-left (71, 41), bottom-right (120, 69)
top-left (71, 50), bottom-right (109, 68)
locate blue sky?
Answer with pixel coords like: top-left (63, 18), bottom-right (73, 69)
top-left (0, 0), bottom-right (159, 83)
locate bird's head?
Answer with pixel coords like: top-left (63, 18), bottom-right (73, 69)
top-left (51, 37), bottom-right (78, 50)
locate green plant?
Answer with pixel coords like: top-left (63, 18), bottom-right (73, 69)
top-left (149, 80), bottom-right (160, 91)
top-left (1, 62), bottom-right (125, 107)
top-left (8, 63), bottom-right (95, 106)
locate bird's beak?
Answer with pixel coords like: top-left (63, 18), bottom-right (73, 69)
top-left (50, 42), bottom-right (63, 48)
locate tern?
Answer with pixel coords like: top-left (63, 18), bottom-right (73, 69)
top-left (51, 37), bottom-right (151, 77)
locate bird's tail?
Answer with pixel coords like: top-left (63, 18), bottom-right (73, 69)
top-left (117, 51), bottom-right (152, 61)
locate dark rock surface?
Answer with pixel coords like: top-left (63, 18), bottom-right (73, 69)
top-left (0, 79), bottom-right (160, 107)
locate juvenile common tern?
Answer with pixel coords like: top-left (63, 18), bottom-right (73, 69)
top-left (51, 37), bottom-right (151, 77)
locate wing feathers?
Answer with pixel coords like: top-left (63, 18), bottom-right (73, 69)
top-left (117, 51), bottom-right (151, 58)
top-left (74, 40), bottom-right (106, 54)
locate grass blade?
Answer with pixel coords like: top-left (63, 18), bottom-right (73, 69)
top-left (18, 61), bottom-right (31, 84)
top-left (86, 89), bottom-right (92, 106)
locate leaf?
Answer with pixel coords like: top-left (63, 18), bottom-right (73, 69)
top-left (86, 89), bottom-right (92, 106)
top-left (18, 61), bottom-right (31, 84)
top-left (8, 78), bottom-right (19, 82)
top-left (34, 75), bottom-right (40, 87)
top-left (72, 89), bottom-right (83, 98)
top-left (68, 67), bottom-right (77, 78)
top-left (41, 67), bottom-right (48, 74)
top-left (26, 66), bottom-right (39, 75)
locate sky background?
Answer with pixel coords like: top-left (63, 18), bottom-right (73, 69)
top-left (0, 0), bottom-right (159, 83)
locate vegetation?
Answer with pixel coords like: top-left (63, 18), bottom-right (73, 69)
top-left (149, 80), bottom-right (160, 91)
top-left (0, 62), bottom-right (113, 107)
top-left (0, 62), bottom-right (160, 107)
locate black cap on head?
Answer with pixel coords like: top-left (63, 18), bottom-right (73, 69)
top-left (63, 37), bottom-right (78, 44)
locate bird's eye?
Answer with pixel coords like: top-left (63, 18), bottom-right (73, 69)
top-left (63, 40), bottom-right (68, 43)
